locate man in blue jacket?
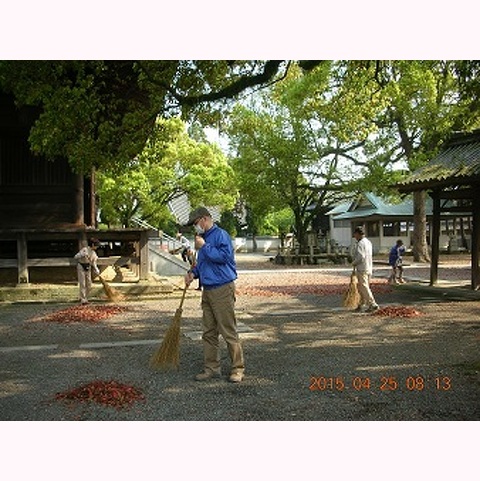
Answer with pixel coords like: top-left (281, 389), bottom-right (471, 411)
top-left (184, 207), bottom-right (245, 383)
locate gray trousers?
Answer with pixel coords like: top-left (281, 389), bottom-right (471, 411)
top-left (201, 282), bottom-right (245, 375)
top-left (77, 263), bottom-right (92, 303)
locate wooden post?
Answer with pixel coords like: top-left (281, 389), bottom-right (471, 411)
top-left (17, 233), bottom-right (29, 284)
top-left (73, 174), bottom-right (84, 225)
top-left (378, 219), bottom-right (384, 254)
top-left (430, 191), bottom-right (441, 286)
top-left (471, 192), bottom-right (480, 290)
top-left (139, 230), bottom-right (149, 280)
top-left (78, 231), bottom-right (87, 251)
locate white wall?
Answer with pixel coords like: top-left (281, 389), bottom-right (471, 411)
top-left (235, 236), bottom-right (281, 253)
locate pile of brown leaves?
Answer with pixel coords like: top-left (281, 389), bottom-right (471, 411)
top-left (55, 380), bottom-right (145, 409)
top-left (371, 306), bottom-right (424, 318)
top-left (35, 305), bottom-right (128, 324)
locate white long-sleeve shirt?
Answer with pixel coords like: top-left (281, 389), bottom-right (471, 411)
top-left (74, 246), bottom-right (100, 276)
top-left (352, 237), bottom-right (373, 275)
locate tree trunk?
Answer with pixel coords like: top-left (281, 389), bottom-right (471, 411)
top-left (412, 190), bottom-right (430, 262)
top-left (294, 213), bottom-right (308, 254)
top-left (252, 235), bottom-right (258, 252)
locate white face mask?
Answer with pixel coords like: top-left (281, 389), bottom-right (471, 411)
top-left (194, 223), bottom-right (205, 235)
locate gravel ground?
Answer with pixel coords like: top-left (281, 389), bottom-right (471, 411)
top-left (0, 252), bottom-right (479, 421)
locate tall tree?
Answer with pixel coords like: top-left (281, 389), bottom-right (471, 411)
top-left (227, 64), bottom-right (361, 251)
top-left (349, 61), bottom-right (480, 261)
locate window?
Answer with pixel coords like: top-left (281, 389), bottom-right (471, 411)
top-left (366, 221), bottom-right (379, 237)
top-left (383, 221), bottom-right (395, 237)
top-left (333, 219), bottom-right (350, 228)
top-left (383, 221), bottom-right (409, 237)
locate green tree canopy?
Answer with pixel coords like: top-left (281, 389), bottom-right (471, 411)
top-left (227, 63), bottom-right (361, 250)
top-left (0, 60), bottom-right (323, 175)
top-left (227, 60), bottom-right (479, 258)
top-left (97, 117), bottom-right (237, 227)
top-left (339, 61), bottom-right (480, 260)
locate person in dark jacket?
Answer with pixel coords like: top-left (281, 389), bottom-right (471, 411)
top-left (388, 239), bottom-right (406, 284)
top-left (184, 207), bottom-right (245, 383)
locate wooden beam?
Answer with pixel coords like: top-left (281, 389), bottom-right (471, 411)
top-left (24, 256), bottom-right (140, 267)
top-left (438, 206), bottom-right (472, 214)
top-left (0, 259), bottom-right (17, 268)
top-left (472, 193), bottom-right (480, 290)
top-left (430, 192), bottom-right (441, 286)
top-left (17, 233), bottom-right (29, 284)
top-left (1, 256), bottom-right (140, 268)
top-left (436, 187), bottom-right (476, 200)
top-left (0, 228), bottom-right (148, 241)
top-left (139, 230), bottom-right (149, 280)
top-left (399, 177), bottom-right (480, 193)
top-left (73, 174), bottom-right (84, 225)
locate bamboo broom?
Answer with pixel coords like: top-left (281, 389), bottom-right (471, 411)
top-left (343, 268), bottom-right (360, 309)
top-left (99, 276), bottom-right (125, 302)
top-left (150, 284), bottom-right (188, 370)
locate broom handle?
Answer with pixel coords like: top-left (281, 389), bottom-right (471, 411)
top-left (178, 284), bottom-right (188, 311)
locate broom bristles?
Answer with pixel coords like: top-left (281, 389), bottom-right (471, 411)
top-left (150, 285), bottom-right (188, 370)
top-left (343, 272), bottom-right (360, 309)
top-left (150, 310), bottom-right (182, 370)
top-left (100, 277), bottom-right (124, 302)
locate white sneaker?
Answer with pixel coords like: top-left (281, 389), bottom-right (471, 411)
top-left (229, 372), bottom-right (244, 383)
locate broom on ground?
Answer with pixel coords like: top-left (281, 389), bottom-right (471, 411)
top-left (343, 268), bottom-right (360, 309)
top-left (150, 284), bottom-right (188, 370)
top-left (99, 276), bottom-right (125, 302)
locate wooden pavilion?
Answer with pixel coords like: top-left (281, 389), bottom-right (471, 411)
top-left (396, 130), bottom-right (480, 290)
top-left (0, 91), bottom-right (149, 285)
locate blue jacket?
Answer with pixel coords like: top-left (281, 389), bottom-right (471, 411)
top-left (389, 244), bottom-right (405, 266)
top-left (191, 224), bottom-right (237, 289)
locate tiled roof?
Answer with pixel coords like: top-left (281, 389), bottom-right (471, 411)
top-left (167, 193), bottom-right (221, 225)
top-left (325, 201), bottom-right (351, 216)
top-left (397, 130), bottom-right (480, 191)
top-left (329, 192), bottom-right (433, 220)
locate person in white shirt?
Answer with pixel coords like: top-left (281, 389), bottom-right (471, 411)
top-left (352, 227), bottom-right (379, 312)
top-left (176, 232), bottom-right (193, 264)
top-left (74, 238), bottom-right (101, 304)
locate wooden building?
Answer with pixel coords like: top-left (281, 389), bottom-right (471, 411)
top-left (326, 193), bottom-right (425, 254)
top-left (396, 130), bottom-right (480, 290)
top-left (0, 91), bottom-right (149, 284)
top-left (327, 192), bottom-right (472, 255)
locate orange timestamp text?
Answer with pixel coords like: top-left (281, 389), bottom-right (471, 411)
top-left (309, 375), bottom-right (452, 392)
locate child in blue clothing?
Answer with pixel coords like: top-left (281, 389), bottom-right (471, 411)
top-left (388, 239), bottom-right (406, 284)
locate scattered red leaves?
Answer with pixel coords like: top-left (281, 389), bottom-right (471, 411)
top-left (371, 306), bottom-right (424, 318)
top-left (238, 281), bottom-right (392, 297)
top-left (239, 285), bottom-right (344, 297)
top-left (55, 380), bottom-right (145, 409)
top-left (35, 305), bottom-right (128, 324)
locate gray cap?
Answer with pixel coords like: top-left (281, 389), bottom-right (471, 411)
top-left (186, 206), bottom-right (211, 226)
